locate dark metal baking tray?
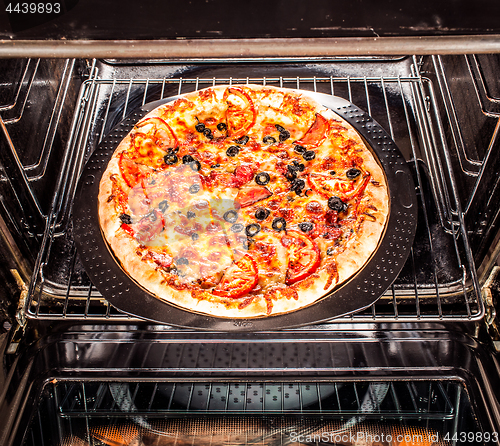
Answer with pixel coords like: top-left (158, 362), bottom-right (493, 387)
top-left (73, 90), bottom-right (417, 330)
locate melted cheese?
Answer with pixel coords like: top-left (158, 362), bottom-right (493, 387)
top-left (248, 232), bottom-right (287, 289)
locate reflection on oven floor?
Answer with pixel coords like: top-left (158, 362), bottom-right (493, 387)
top-left (26, 380), bottom-right (483, 445)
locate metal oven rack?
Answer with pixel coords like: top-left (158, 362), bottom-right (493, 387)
top-left (25, 378), bottom-right (478, 445)
top-left (52, 381), bottom-right (455, 418)
top-left (2, 56), bottom-right (493, 324)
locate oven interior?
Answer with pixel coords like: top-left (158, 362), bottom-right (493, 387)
top-left (1, 54), bottom-right (500, 444)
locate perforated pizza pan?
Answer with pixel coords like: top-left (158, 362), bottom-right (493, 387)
top-left (73, 91), bottom-right (417, 331)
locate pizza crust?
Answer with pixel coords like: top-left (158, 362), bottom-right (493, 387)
top-left (98, 84), bottom-right (389, 319)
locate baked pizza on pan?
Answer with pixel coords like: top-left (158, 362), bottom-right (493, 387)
top-left (98, 84), bottom-right (389, 318)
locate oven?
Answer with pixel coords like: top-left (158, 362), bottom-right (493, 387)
top-left (1, 3), bottom-right (500, 445)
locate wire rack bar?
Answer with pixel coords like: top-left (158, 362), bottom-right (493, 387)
top-left (0, 59), bottom-right (40, 123)
top-left (434, 56), bottom-right (482, 176)
top-left (0, 59), bottom-right (35, 111)
top-left (25, 69), bottom-right (483, 323)
top-left (51, 380), bottom-right (455, 419)
top-left (25, 59), bottom-right (76, 180)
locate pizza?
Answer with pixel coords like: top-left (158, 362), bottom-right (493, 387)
top-left (98, 84), bottom-right (389, 318)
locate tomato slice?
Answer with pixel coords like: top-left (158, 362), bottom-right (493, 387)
top-left (119, 152), bottom-right (153, 188)
top-left (135, 117), bottom-right (178, 150)
top-left (307, 172), bottom-right (371, 201)
top-left (234, 186), bottom-right (272, 208)
top-left (212, 254), bottom-right (258, 298)
top-left (133, 209), bottom-right (165, 243)
top-left (121, 223), bottom-right (135, 237)
top-left (223, 86), bottom-right (257, 138)
top-left (294, 113), bottom-right (329, 148)
top-left (281, 230), bottom-right (320, 285)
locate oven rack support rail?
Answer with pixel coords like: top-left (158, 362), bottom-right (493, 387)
top-left (14, 58), bottom-right (490, 324)
top-left (50, 380), bottom-right (455, 418)
top-left (0, 59), bottom-right (81, 238)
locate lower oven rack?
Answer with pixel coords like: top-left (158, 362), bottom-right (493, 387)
top-left (25, 379), bottom-right (480, 446)
top-left (20, 61), bottom-right (484, 324)
top-left (51, 380), bottom-right (457, 419)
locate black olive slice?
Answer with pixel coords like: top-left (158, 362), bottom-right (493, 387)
top-left (287, 162), bottom-right (305, 174)
top-left (280, 131), bottom-right (290, 142)
top-left (189, 184), bottom-right (201, 194)
top-left (119, 213), bottom-right (132, 224)
top-left (302, 150), bottom-right (316, 161)
top-left (217, 122), bottom-right (227, 131)
top-left (328, 196), bottom-right (348, 212)
top-left (240, 237), bottom-right (250, 250)
top-left (234, 135), bottom-right (249, 145)
top-left (195, 123), bottom-right (205, 133)
top-left (245, 223), bottom-right (261, 238)
top-left (187, 211), bottom-right (196, 219)
top-left (226, 145), bottom-right (240, 157)
top-left (292, 160), bottom-right (305, 171)
top-left (255, 172), bottom-right (270, 185)
top-left (231, 223), bottom-right (244, 233)
top-left (203, 128), bottom-right (213, 139)
top-left (263, 136), bottom-right (277, 145)
top-left (223, 210), bottom-right (238, 223)
top-left (285, 170), bottom-right (297, 182)
top-left (189, 160), bottom-right (202, 172)
top-left (272, 217), bottom-right (287, 232)
top-left (255, 208), bottom-right (270, 221)
top-left (275, 124), bottom-right (290, 141)
top-left (329, 170), bottom-right (336, 176)
top-left (210, 164), bottom-right (221, 168)
top-left (158, 200), bottom-right (169, 212)
top-left (346, 167), bottom-right (361, 179)
top-left (290, 179), bottom-right (306, 193)
top-left (298, 222), bottom-right (314, 233)
top-left (191, 233), bottom-right (199, 241)
top-left (294, 144), bottom-right (306, 154)
top-left (182, 154), bottom-right (201, 171)
top-left (176, 257), bottom-right (189, 265)
top-left (164, 153), bottom-right (178, 165)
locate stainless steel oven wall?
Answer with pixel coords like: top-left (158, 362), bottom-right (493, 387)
top-left (0, 58), bottom-right (88, 324)
top-left (417, 55), bottom-right (500, 278)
